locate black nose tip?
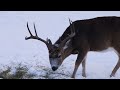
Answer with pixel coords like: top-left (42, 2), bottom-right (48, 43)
top-left (52, 67), bottom-right (58, 71)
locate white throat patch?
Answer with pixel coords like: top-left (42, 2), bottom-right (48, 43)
top-left (63, 40), bottom-right (71, 50)
top-left (50, 58), bottom-right (59, 67)
top-left (54, 44), bottom-right (59, 47)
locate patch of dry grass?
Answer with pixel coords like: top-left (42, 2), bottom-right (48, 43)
top-left (0, 62), bottom-right (71, 79)
top-left (0, 63), bottom-right (36, 79)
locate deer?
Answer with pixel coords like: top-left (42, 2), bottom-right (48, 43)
top-left (25, 16), bottom-right (120, 78)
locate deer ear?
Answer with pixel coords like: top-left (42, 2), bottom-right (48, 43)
top-left (46, 38), bottom-right (52, 45)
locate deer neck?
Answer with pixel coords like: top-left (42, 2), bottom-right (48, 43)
top-left (63, 46), bottom-right (73, 60)
top-left (62, 40), bottom-right (74, 60)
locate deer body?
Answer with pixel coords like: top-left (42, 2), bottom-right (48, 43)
top-left (26, 16), bottom-right (120, 78)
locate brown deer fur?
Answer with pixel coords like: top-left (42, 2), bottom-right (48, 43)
top-left (26, 16), bottom-right (120, 78)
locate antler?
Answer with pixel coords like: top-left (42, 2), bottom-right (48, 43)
top-left (59, 19), bottom-right (75, 49)
top-left (25, 22), bottom-right (52, 50)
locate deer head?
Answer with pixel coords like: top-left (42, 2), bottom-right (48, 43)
top-left (25, 19), bottom-right (75, 71)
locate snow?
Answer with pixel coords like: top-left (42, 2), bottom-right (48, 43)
top-left (0, 11), bottom-right (120, 79)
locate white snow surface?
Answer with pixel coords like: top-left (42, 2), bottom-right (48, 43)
top-left (0, 11), bottom-right (120, 79)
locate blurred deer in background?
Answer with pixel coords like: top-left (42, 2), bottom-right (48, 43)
top-left (25, 16), bottom-right (120, 78)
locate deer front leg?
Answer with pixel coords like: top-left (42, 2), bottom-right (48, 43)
top-left (71, 50), bottom-right (88, 78)
top-left (82, 59), bottom-right (86, 77)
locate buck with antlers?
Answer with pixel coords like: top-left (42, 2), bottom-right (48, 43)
top-left (25, 16), bottom-right (120, 78)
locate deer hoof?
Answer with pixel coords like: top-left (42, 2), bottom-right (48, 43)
top-left (71, 75), bottom-right (75, 79)
top-left (110, 74), bottom-right (115, 77)
top-left (82, 74), bottom-right (86, 78)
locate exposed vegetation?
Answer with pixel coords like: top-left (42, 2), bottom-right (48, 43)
top-left (0, 62), bottom-right (70, 79)
top-left (0, 63), bottom-right (36, 79)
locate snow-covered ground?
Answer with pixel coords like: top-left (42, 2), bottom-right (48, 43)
top-left (0, 11), bottom-right (120, 79)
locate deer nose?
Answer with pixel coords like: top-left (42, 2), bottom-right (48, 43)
top-left (52, 66), bottom-right (58, 71)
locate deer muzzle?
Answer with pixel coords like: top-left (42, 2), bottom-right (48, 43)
top-left (52, 66), bottom-right (58, 71)
top-left (50, 58), bottom-right (61, 71)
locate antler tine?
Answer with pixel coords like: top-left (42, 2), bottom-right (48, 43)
top-left (25, 22), bottom-right (33, 40)
top-left (69, 19), bottom-right (75, 36)
top-left (69, 18), bottom-right (72, 24)
top-left (69, 18), bottom-right (75, 34)
top-left (33, 23), bottom-right (38, 37)
top-left (69, 19), bottom-right (75, 37)
top-left (71, 21), bottom-right (75, 36)
top-left (69, 18), bottom-right (74, 34)
top-left (59, 19), bottom-right (75, 49)
top-left (27, 22), bottom-right (33, 36)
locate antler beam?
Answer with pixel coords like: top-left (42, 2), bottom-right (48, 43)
top-left (25, 22), bottom-right (52, 50)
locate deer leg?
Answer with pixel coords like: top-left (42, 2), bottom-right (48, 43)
top-left (110, 58), bottom-right (120, 77)
top-left (71, 50), bottom-right (88, 78)
top-left (82, 59), bottom-right (86, 77)
top-left (110, 46), bottom-right (120, 77)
